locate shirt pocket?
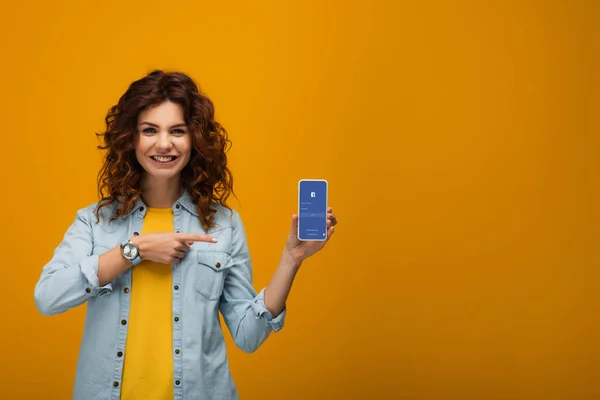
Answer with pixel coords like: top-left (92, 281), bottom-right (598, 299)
top-left (194, 250), bottom-right (233, 301)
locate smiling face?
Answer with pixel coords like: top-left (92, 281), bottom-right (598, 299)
top-left (135, 101), bottom-right (192, 184)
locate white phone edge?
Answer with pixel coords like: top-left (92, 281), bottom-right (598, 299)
top-left (297, 179), bottom-right (329, 242)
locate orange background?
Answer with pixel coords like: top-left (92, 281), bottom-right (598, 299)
top-left (1, 0), bottom-right (598, 399)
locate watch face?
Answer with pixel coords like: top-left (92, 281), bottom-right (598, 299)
top-left (123, 243), bottom-right (138, 259)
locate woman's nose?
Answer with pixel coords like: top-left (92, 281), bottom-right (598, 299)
top-left (156, 132), bottom-right (173, 150)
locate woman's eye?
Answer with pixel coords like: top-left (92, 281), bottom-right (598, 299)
top-left (172, 129), bottom-right (186, 135)
top-left (142, 128), bottom-right (156, 134)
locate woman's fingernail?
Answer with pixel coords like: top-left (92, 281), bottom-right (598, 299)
top-left (211, 237), bottom-right (218, 242)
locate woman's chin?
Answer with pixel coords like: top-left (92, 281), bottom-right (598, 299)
top-left (143, 169), bottom-right (183, 181)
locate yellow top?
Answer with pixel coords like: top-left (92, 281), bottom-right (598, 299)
top-left (121, 207), bottom-right (174, 399)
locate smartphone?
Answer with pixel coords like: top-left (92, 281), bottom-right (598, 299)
top-left (298, 179), bottom-right (328, 241)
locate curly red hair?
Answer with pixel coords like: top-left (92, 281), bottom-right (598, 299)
top-left (94, 70), bottom-right (234, 231)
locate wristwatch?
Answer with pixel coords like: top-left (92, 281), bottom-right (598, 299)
top-left (120, 239), bottom-right (142, 266)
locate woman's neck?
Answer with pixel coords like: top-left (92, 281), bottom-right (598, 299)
top-left (140, 176), bottom-right (183, 208)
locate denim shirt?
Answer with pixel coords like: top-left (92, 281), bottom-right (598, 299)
top-left (34, 191), bottom-right (286, 400)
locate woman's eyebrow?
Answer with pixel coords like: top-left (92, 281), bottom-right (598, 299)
top-left (139, 122), bottom-right (187, 128)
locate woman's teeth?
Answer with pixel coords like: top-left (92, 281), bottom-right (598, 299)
top-left (152, 156), bottom-right (176, 162)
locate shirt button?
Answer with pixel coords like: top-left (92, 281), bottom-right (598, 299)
top-left (113, 381), bottom-right (119, 387)
top-left (85, 288), bottom-right (91, 294)
top-left (139, 206), bottom-right (144, 212)
top-left (124, 288), bottom-right (130, 294)
top-left (175, 204), bottom-right (180, 209)
top-left (174, 317), bottom-right (180, 322)
top-left (175, 380), bottom-right (181, 385)
top-left (175, 349), bottom-right (180, 355)
top-left (174, 285), bottom-right (179, 290)
top-left (215, 262), bottom-right (221, 268)
top-left (121, 319), bottom-right (127, 325)
top-left (133, 231), bottom-right (139, 236)
top-left (117, 351), bottom-right (123, 357)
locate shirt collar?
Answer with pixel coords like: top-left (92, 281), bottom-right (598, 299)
top-left (177, 190), bottom-right (199, 216)
top-left (122, 189), bottom-right (198, 217)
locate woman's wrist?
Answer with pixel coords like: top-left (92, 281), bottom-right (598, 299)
top-left (281, 248), bottom-right (302, 271)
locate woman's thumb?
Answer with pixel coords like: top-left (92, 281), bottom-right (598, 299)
top-left (290, 214), bottom-right (299, 235)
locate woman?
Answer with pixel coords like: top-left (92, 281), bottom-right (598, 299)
top-left (34, 70), bottom-right (337, 400)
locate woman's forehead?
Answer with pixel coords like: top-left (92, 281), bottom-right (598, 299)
top-left (138, 101), bottom-right (185, 125)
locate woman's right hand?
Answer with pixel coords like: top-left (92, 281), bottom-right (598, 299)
top-left (132, 232), bottom-right (218, 264)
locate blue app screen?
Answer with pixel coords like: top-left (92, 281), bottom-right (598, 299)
top-left (298, 180), bottom-right (328, 240)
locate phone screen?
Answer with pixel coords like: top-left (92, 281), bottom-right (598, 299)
top-left (298, 179), bottom-right (328, 241)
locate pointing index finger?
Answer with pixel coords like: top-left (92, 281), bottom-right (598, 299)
top-left (178, 233), bottom-right (218, 243)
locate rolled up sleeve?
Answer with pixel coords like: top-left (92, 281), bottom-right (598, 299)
top-left (34, 206), bottom-right (112, 316)
top-left (251, 287), bottom-right (286, 332)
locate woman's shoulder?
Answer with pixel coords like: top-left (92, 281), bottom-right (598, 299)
top-left (69, 201), bottom-right (101, 220)
top-left (81, 200), bottom-right (118, 218)
top-left (71, 200), bottom-right (125, 230)
top-left (211, 202), bottom-right (236, 216)
top-left (209, 202), bottom-right (241, 227)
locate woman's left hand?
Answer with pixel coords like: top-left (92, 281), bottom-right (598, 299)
top-left (283, 207), bottom-right (338, 267)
